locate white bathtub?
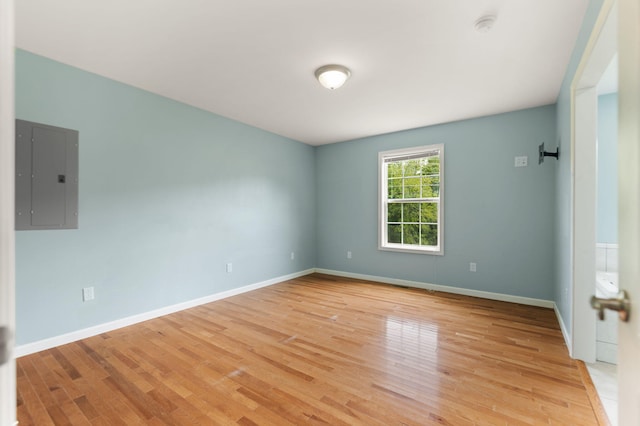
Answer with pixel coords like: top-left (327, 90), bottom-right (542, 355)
top-left (596, 271), bottom-right (619, 298)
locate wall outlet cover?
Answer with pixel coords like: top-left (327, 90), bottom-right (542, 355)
top-left (82, 287), bottom-right (95, 302)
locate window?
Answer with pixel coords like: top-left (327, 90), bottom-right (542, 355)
top-left (379, 144), bottom-right (443, 255)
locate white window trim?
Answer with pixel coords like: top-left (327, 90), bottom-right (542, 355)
top-left (378, 144), bottom-right (444, 255)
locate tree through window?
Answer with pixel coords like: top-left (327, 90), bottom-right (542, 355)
top-left (379, 144), bottom-right (443, 254)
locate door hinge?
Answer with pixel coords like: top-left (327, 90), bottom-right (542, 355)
top-left (0, 326), bottom-right (10, 366)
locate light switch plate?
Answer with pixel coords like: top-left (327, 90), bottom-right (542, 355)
top-left (82, 287), bottom-right (95, 301)
top-left (515, 156), bottom-right (528, 167)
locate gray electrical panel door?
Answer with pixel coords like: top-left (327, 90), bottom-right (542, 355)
top-left (15, 120), bottom-right (79, 230)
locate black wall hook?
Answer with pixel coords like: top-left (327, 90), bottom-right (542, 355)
top-left (538, 142), bottom-right (559, 164)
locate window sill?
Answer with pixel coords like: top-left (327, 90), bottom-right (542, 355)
top-left (378, 245), bottom-right (443, 256)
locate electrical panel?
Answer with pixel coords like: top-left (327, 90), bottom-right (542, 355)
top-left (15, 119), bottom-right (79, 230)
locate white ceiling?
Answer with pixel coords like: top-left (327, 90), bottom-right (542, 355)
top-left (16, 0), bottom-right (588, 145)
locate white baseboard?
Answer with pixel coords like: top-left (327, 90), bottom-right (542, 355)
top-left (554, 303), bottom-right (572, 355)
top-left (14, 269), bottom-right (315, 357)
top-left (314, 268), bottom-right (555, 308)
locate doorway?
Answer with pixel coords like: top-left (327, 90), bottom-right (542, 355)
top-left (0, 0), bottom-right (16, 424)
top-left (571, 0), bottom-right (618, 423)
top-left (589, 54), bottom-right (619, 424)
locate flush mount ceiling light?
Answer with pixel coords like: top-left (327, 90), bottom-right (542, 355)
top-left (475, 15), bottom-right (497, 33)
top-left (315, 64), bottom-right (351, 90)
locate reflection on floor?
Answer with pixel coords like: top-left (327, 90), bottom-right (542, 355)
top-left (587, 361), bottom-right (618, 426)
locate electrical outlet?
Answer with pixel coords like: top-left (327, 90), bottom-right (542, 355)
top-left (226, 262), bottom-right (233, 273)
top-left (290, 252), bottom-right (295, 260)
top-left (82, 287), bottom-right (95, 302)
top-left (469, 262), bottom-right (477, 272)
top-left (347, 251), bottom-right (352, 259)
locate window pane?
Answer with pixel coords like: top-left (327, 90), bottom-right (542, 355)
top-left (420, 203), bottom-right (438, 223)
top-left (403, 203), bottom-right (419, 222)
top-left (421, 175), bottom-right (440, 185)
top-left (403, 159), bottom-right (422, 177)
top-left (387, 203), bottom-right (401, 222)
top-left (421, 183), bottom-right (434, 198)
top-left (421, 225), bottom-right (438, 246)
top-left (388, 178), bottom-right (402, 199)
top-left (388, 224), bottom-right (402, 243)
top-left (404, 177), bottom-right (420, 198)
top-left (422, 157), bottom-right (440, 175)
top-left (427, 185), bottom-right (440, 197)
top-left (421, 177), bottom-right (439, 198)
top-left (403, 224), bottom-right (420, 245)
top-left (388, 162), bottom-right (402, 178)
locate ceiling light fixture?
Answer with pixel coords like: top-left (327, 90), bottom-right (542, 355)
top-left (475, 15), bottom-right (497, 33)
top-left (315, 64), bottom-right (351, 90)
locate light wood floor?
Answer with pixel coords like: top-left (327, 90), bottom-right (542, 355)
top-left (16, 273), bottom-right (600, 425)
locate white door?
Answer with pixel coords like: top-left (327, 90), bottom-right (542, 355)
top-left (617, 0), bottom-right (640, 423)
top-left (0, 0), bottom-right (16, 425)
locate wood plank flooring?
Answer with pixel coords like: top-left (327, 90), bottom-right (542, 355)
top-left (16, 273), bottom-right (601, 425)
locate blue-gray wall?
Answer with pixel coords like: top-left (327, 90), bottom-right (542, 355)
top-left (316, 106), bottom-right (557, 300)
top-left (554, 0), bottom-right (605, 333)
top-left (15, 50), bottom-right (316, 345)
top-left (597, 93), bottom-right (618, 244)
